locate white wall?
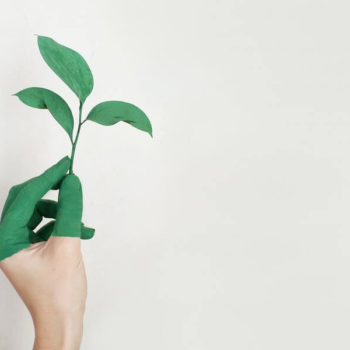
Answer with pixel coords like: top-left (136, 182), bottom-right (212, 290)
top-left (0, 0), bottom-right (350, 349)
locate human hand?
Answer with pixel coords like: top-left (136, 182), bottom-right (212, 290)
top-left (0, 157), bottom-right (94, 349)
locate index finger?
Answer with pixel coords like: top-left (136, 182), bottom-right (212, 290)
top-left (10, 156), bottom-right (70, 225)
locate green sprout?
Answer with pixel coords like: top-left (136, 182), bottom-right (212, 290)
top-left (14, 36), bottom-right (152, 174)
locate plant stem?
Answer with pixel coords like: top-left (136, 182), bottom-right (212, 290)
top-left (69, 101), bottom-right (84, 174)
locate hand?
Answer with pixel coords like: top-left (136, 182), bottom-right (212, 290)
top-left (0, 157), bottom-right (94, 349)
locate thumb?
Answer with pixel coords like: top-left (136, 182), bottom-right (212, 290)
top-left (52, 175), bottom-right (83, 237)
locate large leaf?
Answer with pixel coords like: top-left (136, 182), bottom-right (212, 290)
top-left (86, 101), bottom-right (152, 136)
top-left (37, 35), bottom-right (94, 103)
top-left (14, 87), bottom-right (74, 139)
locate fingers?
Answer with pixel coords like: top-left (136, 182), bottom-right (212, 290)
top-left (81, 225), bottom-right (95, 239)
top-left (29, 222), bottom-right (95, 244)
top-left (36, 220), bottom-right (56, 242)
top-left (0, 158), bottom-right (93, 260)
top-left (23, 156), bottom-right (71, 202)
top-left (0, 157), bottom-right (71, 261)
top-left (28, 198), bottom-right (94, 242)
top-left (52, 175), bottom-right (83, 238)
top-left (29, 220), bottom-right (55, 243)
top-left (47, 175), bottom-right (83, 253)
top-left (28, 200), bottom-right (58, 230)
top-left (36, 199), bottom-right (58, 218)
top-left (0, 180), bottom-right (30, 222)
top-left (8, 157), bottom-right (70, 226)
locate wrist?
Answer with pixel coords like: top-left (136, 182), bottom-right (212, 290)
top-left (33, 313), bottom-right (84, 350)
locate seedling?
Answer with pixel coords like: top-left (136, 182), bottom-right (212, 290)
top-left (14, 36), bottom-right (152, 174)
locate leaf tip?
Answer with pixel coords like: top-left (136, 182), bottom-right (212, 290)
top-left (147, 124), bottom-right (153, 138)
top-left (34, 34), bottom-right (43, 41)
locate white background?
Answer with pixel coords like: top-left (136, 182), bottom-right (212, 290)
top-left (0, 0), bottom-right (349, 349)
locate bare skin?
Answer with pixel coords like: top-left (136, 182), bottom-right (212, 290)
top-left (0, 236), bottom-right (86, 350)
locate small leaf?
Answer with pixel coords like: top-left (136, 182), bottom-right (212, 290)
top-left (14, 87), bottom-right (74, 139)
top-left (86, 101), bottom-right (153, 136)
top-left (37, 35), bottom-right (94, 103)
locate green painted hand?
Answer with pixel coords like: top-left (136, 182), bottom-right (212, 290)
top-left (0, 156), bottom-right (94, 261)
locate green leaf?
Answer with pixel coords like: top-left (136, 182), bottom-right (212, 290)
top-left (37, 35), bottom-right (94, 103)
top-left (14, 87), bottom-right (74, 139)
top-left (86, 101), bottom-right (153, 137)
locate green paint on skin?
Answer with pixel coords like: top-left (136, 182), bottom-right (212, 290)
top-left (0, 157), bottom-right (94, 261)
